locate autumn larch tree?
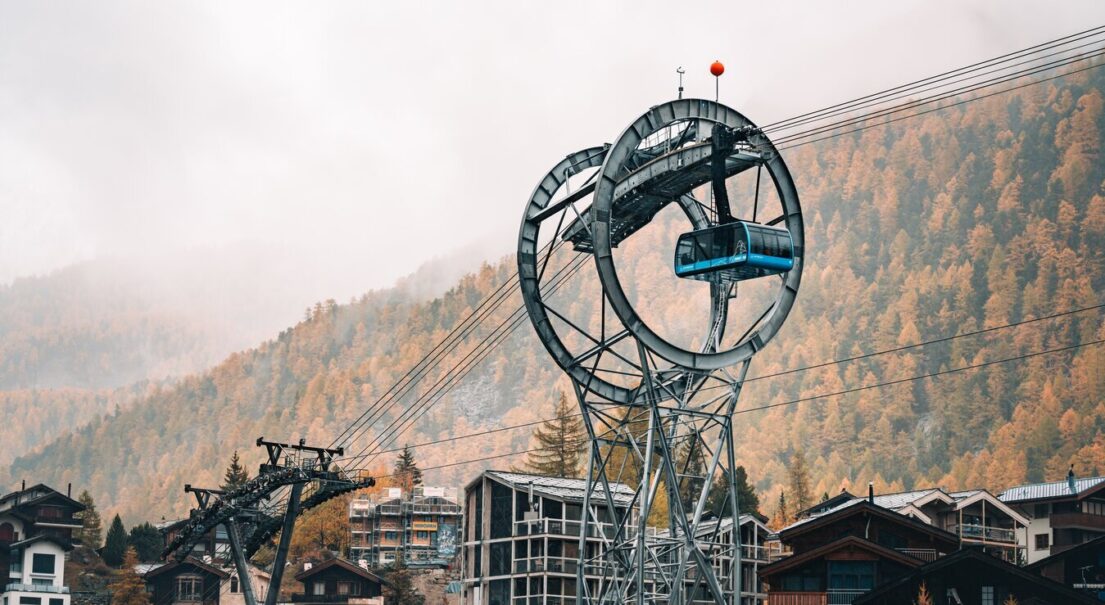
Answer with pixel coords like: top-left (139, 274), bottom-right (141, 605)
top-left (103, 514), bottom-right (128, 567)
top-left (394, 445), bottom-right (423, 493)
top-left (110, 547), bottom-right (151, 605)
top-left (221, 450), bottom-right (250, 491)
top-left (520, 391), bottom-right (586, 477)
top-left (76, 490), bottom-right (103, 548)
top-left (787, 449), bottom-right (813, 517)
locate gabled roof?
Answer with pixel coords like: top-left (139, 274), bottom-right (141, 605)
top-left (0, 484), bottom-right (85, 512)
top-left (786, 486), bottom-right (1027, 531)
top-left (780, 500), bottom-right (959, 547)
top-left (999, 476), bottom-right (1105, 503)
top-left (795, 490), bottom-right (856, 518)
top-left (295, 558), bottom-right (387, 584)
top-left (852, 547), bottom-right (1098, 605)
top-left (10, 534), bottom-right (74, 551)
top-left (144, 556), bottom-right (230, 579)
top-left (477, 470), bottom-right (635, 505)
top-left (760, 535), bottom-right (925, 578)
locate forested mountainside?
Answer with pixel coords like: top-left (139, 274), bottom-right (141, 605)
top-left (9, 66), bottom-right (1105, 523)
top-left (0, 242), bottom-right (491, 391)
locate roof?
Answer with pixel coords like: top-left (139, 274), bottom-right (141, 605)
top-left (0, 484), bottom-right (85, 512)
top-left (796, 490), bottom-right (855, 518)
top-left (999, 476), bottom-right (1105, 503)
top-left (144, 556), bottom-right (230, 579)
top-left (295, 558), bottom-right (387, 584)
top-left (853, 547), bottom-right (1098, 605)
top-left (760, 535), bottom-right (925, 577)
top-left (780, 500), bottom-right (960, 547)
top-left (10, 534), bottom-right (74, 551)
top-left (787, 486), bottom-right (1028, 531)
top-left (481, 471), bottom-right (635, 505)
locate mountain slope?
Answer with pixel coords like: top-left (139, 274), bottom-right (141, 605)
top-left (9, 66), bottom-right (1105, 522)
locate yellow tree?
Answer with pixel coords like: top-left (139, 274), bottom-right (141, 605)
top-left (110, 548), bottom-right (150, 605)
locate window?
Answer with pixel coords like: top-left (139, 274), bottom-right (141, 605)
top-left (1034, 503), bottom-right (1049, 518)
top-left (828, 561), bottom-right (875, 590)
top-left (31, 554), bottom-right (55, 575)
top-left (18, 598), bottom-right (40, 605)
top-left (490, 482), bottom-right (513, 539)
top-left (981, 586), bottom-right (994, 605)
top-left (488, 579), bottom-right (509, 605)
top-left (49, 600), bottom-right (63, 605)
top-left (1035, 533), bottom-right (1050, 550)
top-left (31, 579), bottom-right (52, 587)
top-left (489, 542), bottom-right (510, 576)
top-left (312, 581), bottom-right (325, 596)
top-left (0, 523), bottom-right (14, 542)
top-left (337, 582), bottom-right (352, 595)
top-left (177, 576), bottom-right (202, 601)
top-left (230, 576), bottom-right (239, 593)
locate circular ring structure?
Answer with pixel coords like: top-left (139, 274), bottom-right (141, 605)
top-left (518, 147), bottom-right (713, 402)
top-left (591, 99), bottom-right (804, 371)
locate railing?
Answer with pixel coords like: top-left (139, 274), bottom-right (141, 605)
top-left (896, 548), bottom-right (940, 562)
top-left (512, 556), bottom-right (581, 575)
top-left (741, 545), bottom-right (768, 561)
top-left (403, 504), bottom-right (462, 515)
top-left (954, 523), bottom-right (1017, 543)
top-left (290, 594), bottom-right (361, 603)
top-left (511, 597), bottom-right (574, 605)
top-left (512, 518), bottom-right (658, 540)
top-left (1050, 512), bottom-right (1105, 530)
top-left (827, 589), bottom-right (868, 605)
top-left (768, 593), bottom-right (827, 605)
top-left (5, 583), bottom-right (70, 594)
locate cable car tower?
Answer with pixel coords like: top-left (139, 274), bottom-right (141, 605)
top-left (517, 64), bottom-right (803, 604)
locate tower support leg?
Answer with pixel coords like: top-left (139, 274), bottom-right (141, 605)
top-left (265, 482), bottom-right (305, 605)
top-left (226, 521), bottom-right (259, 605)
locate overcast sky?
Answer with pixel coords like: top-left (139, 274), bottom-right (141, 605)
top-left (1, 0), bottom-right (1102, 289)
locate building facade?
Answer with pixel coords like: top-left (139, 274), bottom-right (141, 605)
top-left (349, 486), bottom-right (462, 568)
top-left (0, 483), bottom-right (85, 605)
top-left (461, 471), bottom-right (637, 605)
top-left (684, 514), bottom-right (773, 605)
top-left (999, 474), bottom-right (1105, 565)
top-left (292, 559), bottom-right (385, 605)
top-left (763, 499), bottom-right (961, 604)
top-left (798, 487), bottom-right (1027, 564)
top-left (149, 520), bottom-right (269, 605)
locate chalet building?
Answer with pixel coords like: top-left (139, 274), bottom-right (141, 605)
top-left (851, 548), bottom-right (1097, 605)
top-left (999, 472), bottom-right (1105, 565)
top-left (796, 487), bottom-right (1027, 564)
top-left (147, 521), bottom-right (270, 605)
top-left (0, 483), bottom-right (85, 605)
top-left (292, 559), bottom-right (385, 605)
top-left (761, 498), bottom-right (960, 604)
top-left (1025, 534), bottom-right (1105, 601)
top-left (461, 471), bottom-right (636, 605)
top-left (145, 558), bottom-right (230, 605)
top-left (349, 486), bottom-right (462, 568)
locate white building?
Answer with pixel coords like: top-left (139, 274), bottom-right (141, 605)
top-left (999, 474), bottom-right (1105, 565)
top-left (0, 484), bottom-right (85, 605)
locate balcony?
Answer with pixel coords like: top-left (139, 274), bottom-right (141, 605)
top-left (512, 556), bottom-right (581, 576)
top-left (1050, 512), bottom-right (1105, 531)
top-left (290, 594), bottom-right (358, 603)
top-left (5, 583), bottom-right (70, 594)
top-left (741, 545), bottom-right (768, 562)
top-left (512, 518), bottom-right (658, 540)
top-left (896, 548), bottom-right (940, 562)
top-left (953, 523), bottom-right (1017, 543)
top-left (768, 590), bottom-right (867, 605)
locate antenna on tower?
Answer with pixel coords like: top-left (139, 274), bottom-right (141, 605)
top-left (676, 66), bottom-right (685, 99)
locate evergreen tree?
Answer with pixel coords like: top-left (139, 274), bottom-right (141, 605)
top-left (110, 547), bottom-right (151, 605)
top-left (127, 522), bottom-right (163, 562)
top-left (787, 449), bottom-right (813, 517)
top-left (221, 450), bottom-right (250, 491)
top-left (912, 582), bottom-right (933, 605)
top-left (103, 514), bottom-right (128, 567)
top-left (770, 491), bottom-right (789, 529)
top-left (394, 445), bottom-right (423, 492)
top-left (707, 466), bottom-right (761, 516)
top-left (382, 556), bottom-right (425, 605)
top-left (520, 391), bottom-right (586, 477)
top-left (76, 490), bottom-right (103, 548)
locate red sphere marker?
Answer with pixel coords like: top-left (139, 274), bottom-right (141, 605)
top-left (710, 60), bottom-right (725, 77)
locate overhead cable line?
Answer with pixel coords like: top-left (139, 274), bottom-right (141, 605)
top-left (351, 336), bottom-right (1105, 474)
top-left (336, 302), bottom-right (1104, 467)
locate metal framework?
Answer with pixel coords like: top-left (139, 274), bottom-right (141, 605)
top-left (162, 439), bottom-right (374, 605)
top-left (517, 99), bottom-right (803, 604)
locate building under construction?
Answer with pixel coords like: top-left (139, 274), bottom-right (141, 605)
top-left (349, 486), bottom-right (462, 568)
